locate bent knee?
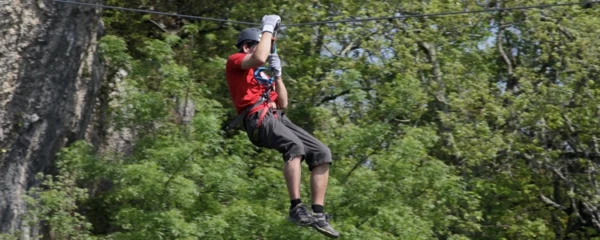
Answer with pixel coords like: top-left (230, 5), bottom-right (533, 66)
top-left (306, 145), bottom-right (333, 171)
top-left (310, 150), bottom-right (331, 171)
top-left (288, 140), bottom-right (305, 155)
top-left (313, 145), bottom-right (332, 163)
top-left (282, 140), bottom-right (305, 162)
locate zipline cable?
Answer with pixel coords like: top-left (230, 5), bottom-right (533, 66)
top-left (55, 0), bottom-right (600, 27)
top-left (54, 0), bottom-right (258, 26)
top-left (286, 1), bottom-right (600, 26)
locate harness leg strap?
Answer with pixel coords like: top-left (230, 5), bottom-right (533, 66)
top-left (256, 105), bottom-right (270, 128)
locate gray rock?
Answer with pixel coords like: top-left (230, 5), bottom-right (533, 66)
top-left (0, 0), bottom-right (104, 237)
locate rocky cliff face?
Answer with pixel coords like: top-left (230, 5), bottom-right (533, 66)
top-left (0, 0), bottom-right (104, 235)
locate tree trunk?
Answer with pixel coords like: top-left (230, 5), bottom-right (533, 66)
top-left (0, 0), bottom-right (104, 237)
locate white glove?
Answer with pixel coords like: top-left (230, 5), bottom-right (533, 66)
top-left (261, 15), bottom-right (281, 34)
top-left (268, 53), bottom-right (282, 78)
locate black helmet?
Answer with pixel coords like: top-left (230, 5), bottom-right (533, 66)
top-left (236, 28), bottom-right (261, 48)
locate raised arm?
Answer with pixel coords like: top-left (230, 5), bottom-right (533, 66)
top-left (241, 15), bottom-right (281, 70)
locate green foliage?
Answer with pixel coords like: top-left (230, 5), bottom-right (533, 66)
top-left (26, 0), bottom-right (600, 239)
top-left (23, 141), bottom-right (97, 240)
top-left (99, 35), bottom-right (132, 72)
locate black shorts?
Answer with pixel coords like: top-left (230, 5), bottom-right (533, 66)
top-left (243, 109), bottom-right (332, 171)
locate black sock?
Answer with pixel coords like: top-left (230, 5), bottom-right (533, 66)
top-left (290, 199), bottom-right (302, 209)
top-left (312, 204), bottom-right (324, 214)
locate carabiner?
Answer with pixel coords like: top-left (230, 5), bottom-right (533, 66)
top-left (254, 67), bottom-right (274, 87)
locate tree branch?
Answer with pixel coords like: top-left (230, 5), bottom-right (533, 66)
top-left (540, 14), bottom-right (575, 41)
top-left (418, 41), bottom-right (448, 113)
top-left (540, 192), bottom-right (568, 211)
top-left (339, 30), bottom-right (379, 56)
top-left (316, 87), bottom-right (372, 106)
top-left (549, 162), bottom-right (571, 185)
top-left (318, 89), bottom-right (350, 106)
top-left (581, 201), bottom-right (600, 231)
top-left (341, 153), bottom-right (374, 184)
top-left (148, 19), bottom-right (168, 33)
top-left (497, 24), bottom-right (513, 76)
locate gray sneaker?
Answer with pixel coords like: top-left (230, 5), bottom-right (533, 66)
top-left (312, 213), bottom-right (339, 238)
top-left (288, 203), bottom-right (316, 226)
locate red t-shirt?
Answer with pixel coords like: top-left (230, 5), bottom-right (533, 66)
top-left (225, 53), bottom-right (278, 114)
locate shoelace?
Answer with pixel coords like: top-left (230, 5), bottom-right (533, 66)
top-left (315, 213), bottom-right (332, 223)
top-left (325, 214), bottom-right (331, 222)
top-left (296, 206), bottom-right (312, 218)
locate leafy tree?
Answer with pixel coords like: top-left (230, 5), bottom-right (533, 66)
top-left (22, 0), bottom-right (600, 239)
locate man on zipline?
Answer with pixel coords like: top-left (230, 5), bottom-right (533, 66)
top-left (225, 14), bottom-right (339, 238)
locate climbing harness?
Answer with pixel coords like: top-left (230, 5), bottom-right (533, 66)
top-left (254, 67), bottom-right (276, 87)
top-left (224, 67), bottom-right (275, 132)
top-left (225, 24), bottom-right (280, 133)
